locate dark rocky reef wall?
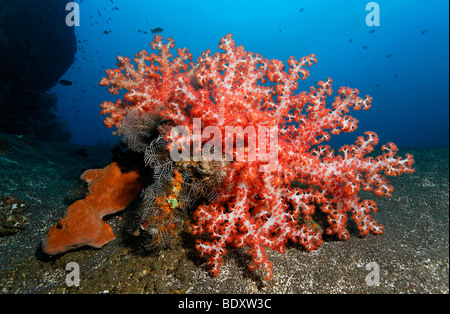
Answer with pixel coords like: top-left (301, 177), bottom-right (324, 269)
top-left (0, 0), bottom-right (77, 141)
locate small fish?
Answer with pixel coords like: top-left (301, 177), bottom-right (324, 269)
top-left (151, 27), bottom-right (163, 34)
top-left (362, 46), bottom-right (368, 50)
top-left (58, 80), bottom-right (73, 86)
top-left (348, 38), bottom-right (353, 44)
top-left (386, 53), bottom-right (392, 58)
top-left (369, 29), bottom-right (376, 34)
top-left (299, 8), bottom-right (304, 13)
top-left (421, 29), bottom-right (428, 34)
top-left (394, 73), bottom-right (398, 78)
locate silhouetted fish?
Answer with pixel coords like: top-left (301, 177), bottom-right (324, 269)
top-left (58, 80), bottom-right (72, 86)
top-left (151, 28), bottom-right (163, 33)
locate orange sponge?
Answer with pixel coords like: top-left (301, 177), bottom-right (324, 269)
top-left (42, 162), bottom-right (144, 256)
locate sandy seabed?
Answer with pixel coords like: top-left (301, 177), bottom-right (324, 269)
top-left (0, 131), bottom-right (448, 294)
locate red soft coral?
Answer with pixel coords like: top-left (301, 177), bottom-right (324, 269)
top-left (99, 34), bottom-right (415, 280)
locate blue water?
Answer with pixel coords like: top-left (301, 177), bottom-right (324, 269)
top-left (52, 0), bottom-right (449, 148)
